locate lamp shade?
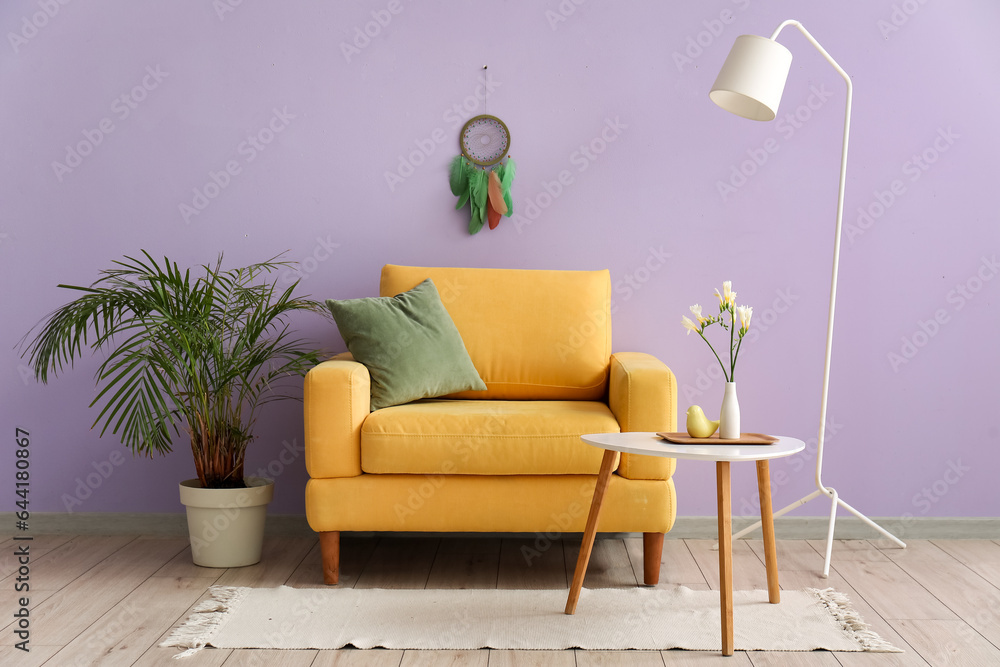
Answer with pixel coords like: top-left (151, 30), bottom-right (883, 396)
top-left (710, 34), bottom-right (793, 121)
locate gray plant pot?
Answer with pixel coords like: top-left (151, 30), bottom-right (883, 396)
top-left (179, 476), bottom-right (274, 568)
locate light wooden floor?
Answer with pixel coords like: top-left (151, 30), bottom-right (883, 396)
top-left (1, 535), bottom-right (999, 666)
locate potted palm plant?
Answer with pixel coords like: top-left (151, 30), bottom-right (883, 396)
top-left (21, 252), bottom-right (327, 567)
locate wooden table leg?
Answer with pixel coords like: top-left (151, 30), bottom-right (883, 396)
top-left (565, 448), bottom-right (618, 614)
top-left (716, 461), bottom-right (733, 656)
top-left (756, 459), bottom-right (780, 604)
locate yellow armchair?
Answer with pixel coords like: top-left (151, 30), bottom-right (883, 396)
top-left (305, 265), bottom-right (677, 585)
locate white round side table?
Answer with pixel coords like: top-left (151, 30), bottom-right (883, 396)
top-left (564, 432), bottom-right (806, 656)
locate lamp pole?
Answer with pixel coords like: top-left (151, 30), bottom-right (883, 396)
top-left (710, 20), bottom-right (906, 577)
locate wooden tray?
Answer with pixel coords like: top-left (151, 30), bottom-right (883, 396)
top-left (656, 432), bottom-right (779, 445)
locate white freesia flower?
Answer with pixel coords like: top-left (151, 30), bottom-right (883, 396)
top-left (690, 304), bottom-right (709, 325)
top-left (737, 305), bottom-right (753, 333)
top-left (684, 281), bottom-right (753, 383)
top-left (714, 281), bottom-right (737, 309)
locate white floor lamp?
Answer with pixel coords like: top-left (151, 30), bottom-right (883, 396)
top-left (708, 20), bottom-right (906, 577)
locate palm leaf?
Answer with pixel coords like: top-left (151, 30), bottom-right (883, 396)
top-left (18, 251), bottom-right (329, 487)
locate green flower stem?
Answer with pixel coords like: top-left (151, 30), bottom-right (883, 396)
top-left (726, 306), bottom-right (742, 382)
top-left (697, 329), bottom-right (731, 383)
top-left (732, 334), bottom-right (744, 382)
top-left (731, 331), bottom-right (744, 382)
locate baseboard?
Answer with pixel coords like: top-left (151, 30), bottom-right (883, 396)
top-left (3, 513), bottom-right (998, 540)
top-left (669, 516), bottom-right (1000, 540)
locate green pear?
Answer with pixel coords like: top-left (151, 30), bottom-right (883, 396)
top-left (686, 405), bottom-right (720, 438)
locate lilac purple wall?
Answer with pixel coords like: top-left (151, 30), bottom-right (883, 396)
top-left (2, 1), bottom-right (997, 521)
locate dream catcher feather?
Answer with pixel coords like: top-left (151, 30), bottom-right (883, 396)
top-left (450, 114), bottom-right (515, 234)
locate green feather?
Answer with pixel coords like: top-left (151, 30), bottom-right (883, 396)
top-left (499, 159), bottom-right (515, 216)
top-left (476, 169), bottom-right (490, 211)
top-left (449, 156), bottom-right (468, 196)
top-left (468, 205), bottom-right (484, 234)
top-left (500, 158), bottom-right (516, 190)
top-left (473, 170), bottom-right (489, 213)
top-left (455, 188), bottom-right (470, 210)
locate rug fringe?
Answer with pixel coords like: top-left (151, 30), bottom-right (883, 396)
top-left (808, 587), bottom-right (903, 653)
top-left (160, 586), bottom-right (247, 659)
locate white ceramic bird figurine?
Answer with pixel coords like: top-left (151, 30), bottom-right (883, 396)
top-left (686, 405), bottom-right (720, 438)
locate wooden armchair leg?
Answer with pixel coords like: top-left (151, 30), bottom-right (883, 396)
top-left (643, 532), bottom-right (664, 585)
top-left (319, 531), bottom-right (340, 585)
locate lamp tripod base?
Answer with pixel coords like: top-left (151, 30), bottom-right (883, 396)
top-left (714, 487), bottom-right (907, 577)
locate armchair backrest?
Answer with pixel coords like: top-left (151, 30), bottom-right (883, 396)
top-left (380, 265), bottom-right (611, 400)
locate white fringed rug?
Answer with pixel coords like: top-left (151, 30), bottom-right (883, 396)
top-left (162, 586), bottom-right (901, 657)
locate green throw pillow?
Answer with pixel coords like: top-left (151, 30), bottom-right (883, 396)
top-left (326, 278), bottom-right (487, 410)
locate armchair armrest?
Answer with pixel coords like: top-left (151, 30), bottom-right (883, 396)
top-left (304, 354), bottom-right (370, 479)
top-left (608, 351), bottom-right (677, 480)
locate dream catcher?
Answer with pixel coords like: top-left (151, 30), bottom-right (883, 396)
top-left (449, 114), bottom-right (515, 234)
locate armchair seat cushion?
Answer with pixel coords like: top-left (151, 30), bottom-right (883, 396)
top-left (361, 399), bottom-right (620, 475)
